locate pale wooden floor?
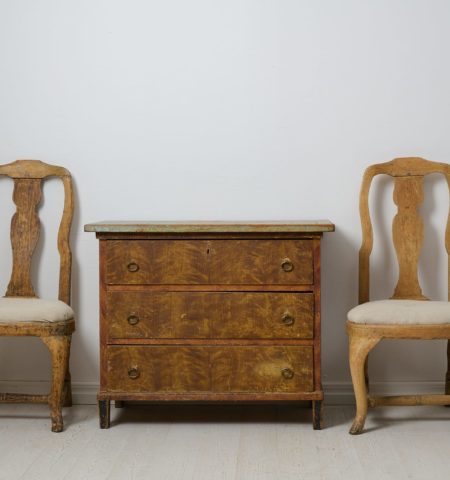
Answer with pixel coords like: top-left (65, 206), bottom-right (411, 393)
top-left (0, 404), bottom-right (449, 480)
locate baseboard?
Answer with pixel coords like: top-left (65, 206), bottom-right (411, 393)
top-left (0, 380), bottom-right (446, 406)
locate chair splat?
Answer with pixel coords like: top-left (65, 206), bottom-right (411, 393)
top-left (392, 176), bottom-right (427, 300)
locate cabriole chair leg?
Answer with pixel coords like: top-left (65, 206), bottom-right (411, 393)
top-left (348, 334), bottom-right (379, 435)
top-left (42, 335), bottom-right (71, 432)
top-left (63, 368), bottom-right (73, 407)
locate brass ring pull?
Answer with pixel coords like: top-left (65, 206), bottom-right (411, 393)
top-left (127, 262), bottom-right (139, 273)
top-left (281, 312), bottom-right (295, 326)
top-left (128, 367), bottom-right (140, 380)
top-left (281, 368), bottom-right (294, 380)
top-left (281, 258), bottom-right (294, 272)
top-left (127, 314), bottom-right (139, 326)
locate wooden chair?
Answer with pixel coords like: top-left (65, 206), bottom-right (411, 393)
top-left (347, 157), bottom-right (450, 434)
top-left (0, 160), bottom-right (74, 432)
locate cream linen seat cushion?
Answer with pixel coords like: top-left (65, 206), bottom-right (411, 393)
top-left (347, 299), bottom-right (450, 325)
top-left (0, 298), bottom-right (74, 324)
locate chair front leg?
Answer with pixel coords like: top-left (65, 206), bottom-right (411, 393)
top-left (446, 340), bottom-right (450, 403)
top-left (364, 357), bottom-right (369, 391)
top-left (348, 333), bottom-right (380, 435)
top-left (42, 335), bottom-right (71, 432)
top-left (63, 365), bottom-right (73, 407)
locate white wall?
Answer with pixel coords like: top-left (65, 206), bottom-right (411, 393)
top-left (1, 0), bottom-right (450, 400)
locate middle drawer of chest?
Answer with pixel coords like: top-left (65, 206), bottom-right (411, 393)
top-left (107, 292), bottom-right (314, 339)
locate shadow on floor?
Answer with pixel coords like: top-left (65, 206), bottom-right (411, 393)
top-left (110, 402), bottom-right (317, 427)
top-left (0, 403), bottom-right (359, 429)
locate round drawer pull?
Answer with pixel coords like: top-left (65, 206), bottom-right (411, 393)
top-left (127, 314), bottom-right (139, 326)
top-left (128, 367), bottom-right (140, 380)
top-left (281, 312), bottom-right (295, 326)
top-left (127, 262), bottom-right (139, 273)
top-left (281, 368), bottom-right (294, 380)
top-left (281, 258), bottom-right (294, 272)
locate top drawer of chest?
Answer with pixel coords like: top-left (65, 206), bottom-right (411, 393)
top-left (105, 239), bottom-right (314, 285)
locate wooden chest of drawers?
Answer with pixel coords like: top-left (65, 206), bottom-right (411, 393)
top-left (85, 221), bottom-right (334, 429)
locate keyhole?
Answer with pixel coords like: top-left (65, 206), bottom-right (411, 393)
top-left (206, 248), bottom-right (210, 255)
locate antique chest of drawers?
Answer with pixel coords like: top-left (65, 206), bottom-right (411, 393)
top-left (84, 221), bottom-right (334, 429)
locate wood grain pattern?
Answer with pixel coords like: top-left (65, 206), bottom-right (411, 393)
top-left (369, 394), bottom-right (450, 407)
top-left (107, 291), bottom-right (314, 339)
top-left (0, 159), bottom-right (74, 432)
top-left (97, 391), bottom-right (323, 401)
top-left (0, 159), bottom-right (71, 179)
top-left (348, 331), bottom-right (380, 435)
top-left (106, 239), bottom-right (313, 285)
top-left (106, 346), bottom-right (313, 394)
top-left (107, 346), bottom-right (210, 393)
top-left (0, 319), bottom-right (74, 337)
top-left (358, 156), bottom-right (450, 303)
top-left (446, 340), bottom-right (450, 397)
top-left (347, 321), bottom-right (450, 340)
top-left (312, 238), bottom-right (322, 394)
top-left (0, 160), bottom-right (74, 303)
top-left (41, 335), bottom-right (71, 432)
top-left (209, 240), bottom-right (313, 285)
top-left (106, 240), bottom-right (209, 284)
top-left (6, 179), bottom-right (42, 297)
top-left (349, 157), bottom-right (450, 434)
top-left (107, 338), bottom-right (314, 346)
top-left (57, 175), bottom-right (74, 305)
top-left (88, 222), bottom-right (332, 429)
top-left (107, 284), bottom-right (313, 292)
top-left (210, 346), bottom-right (313, 393)
top-left (0, 393), bottom-right (48, 403)
top-left (392, 176), bottom-right (427, 300)
top-left (99, 240), bottom-right (108, 392)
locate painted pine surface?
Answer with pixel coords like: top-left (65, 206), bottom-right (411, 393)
top-left (107, 291), bottom-right (314, 339)
top-left (85, 220), bottom-right (335, 233)
top-left (105, 239), bottom-right (314, 285)
top-left (93, 223), bottom-right (328, 429)
top-left (0, 159), bottom-right (74, 432)
top-left (106, 346), bottom-right (314, 394)
top-left (349, 157), bottom-right (450, 434)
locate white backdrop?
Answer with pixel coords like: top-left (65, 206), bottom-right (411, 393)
top-left (1, 0), bottom-right (450, 402)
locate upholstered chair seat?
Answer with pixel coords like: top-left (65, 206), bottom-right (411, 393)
top-left (0, 298), bottom-right (74, 324)
top-left (348, 300), bottom-right (450, 325)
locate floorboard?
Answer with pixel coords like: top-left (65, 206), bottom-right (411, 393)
top-left (0, 404), bottom-right (449, 480)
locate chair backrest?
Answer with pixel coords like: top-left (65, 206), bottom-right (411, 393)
top-left (359, 157), bottom-right (450, 304)
top-left (0, 160), bottom-right (73, 304)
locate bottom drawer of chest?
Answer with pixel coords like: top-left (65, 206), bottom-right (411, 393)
top-left (105, 346), bottom-right (313, 394)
